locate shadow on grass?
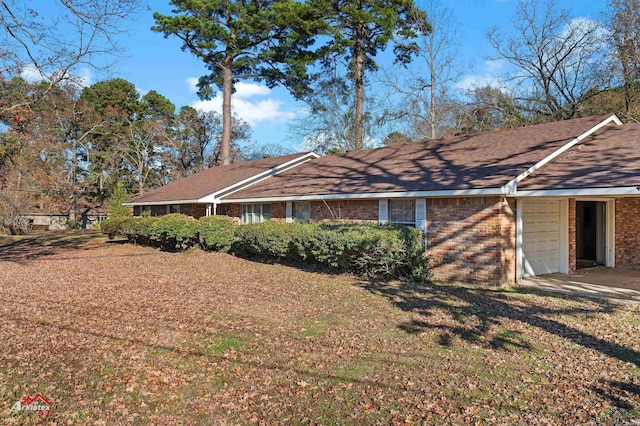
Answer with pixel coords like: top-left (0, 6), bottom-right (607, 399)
top-left (0, 231), bottom-right (106, 263)
top-left (359, 280), bottom-right (640, 368)
top-left (593, 380), bottom-right (640, 412)
top-left (231, 252), bottom-right (348, 277)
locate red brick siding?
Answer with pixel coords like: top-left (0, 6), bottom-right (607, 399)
top-left (426, 197), bottom-right (515, 285)
top-left (615, 198), bottom-right (640, 268)
top-left (310, 200), bottom-right (378, 223)
top-left (180, 204), bottom-right (206, 218)
top-left (150, 205), bottom-right (166, 216)
top-left (271, 202), bottom-right (287, 222)
top-left (219, 204), bottom-right (241, 223)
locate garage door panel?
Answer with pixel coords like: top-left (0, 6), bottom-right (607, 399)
top-left (522, 200), bottom-right (561, 277)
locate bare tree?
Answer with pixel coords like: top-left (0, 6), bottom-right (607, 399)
top-left (0, 0), bottom-right (141, 114)
top-left (606, 0), bottom-right (640, 120)
top-left (486, 0), bottom-right (610, 121)
top-left (383, 0), bottom-right (463, 140)
top-left (291, 61), bottom-right (380, 154)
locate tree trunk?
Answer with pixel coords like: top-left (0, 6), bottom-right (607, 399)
top-left (221, 59), bottom-right (233, 165)
top-left (69, 139), bottom-right (77, 222)
top-left (353, 24), bottom-right (365, 150)
top-left (430, 59), bottom-right (437, 140)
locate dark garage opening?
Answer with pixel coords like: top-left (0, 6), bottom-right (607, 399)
top-left (576, 201), bottom-right (606, 268)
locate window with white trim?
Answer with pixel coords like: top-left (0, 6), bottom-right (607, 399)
top-left (241, 204), bottom-right (271, 224)
top-left (168, 204), bottom-right (180, 214)
top-left (389, 199), bottom-right (415, 225)
top-left (293, 201), bottom-right (310, 223)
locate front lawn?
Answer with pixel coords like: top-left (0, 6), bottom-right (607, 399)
top-left (0, 233), bottom-right (638, 424)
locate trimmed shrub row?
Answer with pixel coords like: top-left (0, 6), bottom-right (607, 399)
top-left (100, 214), bottom-right (428, 280)
top-left (101, 214), bottom-right (235, 251)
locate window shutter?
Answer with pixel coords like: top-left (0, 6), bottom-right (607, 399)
top-left (378, 199), bottom-right (388, 224)
top-left (415, 198), bottom-right (427, 247)
top-left (286, 202), bottom-right (293, 223)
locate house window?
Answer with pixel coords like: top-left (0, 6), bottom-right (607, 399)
top-left (389, 199), bottom-right (415, 225)
top-left (293, 201), bottom-right (310, 223)
top-left (241, 204), bottom-right (271, 224)
top-left (169, 204), bottom-right (180, 214)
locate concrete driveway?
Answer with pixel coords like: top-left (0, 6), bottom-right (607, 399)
top-left (521, 267), bottom-right (640, 304)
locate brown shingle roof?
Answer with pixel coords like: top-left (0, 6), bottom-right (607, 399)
top-left (519, 122), bottom-right (640, 190)
top-left (225, 115), bottom-right (617, 200)
top-left (125, 152), bottom-right (313, 204)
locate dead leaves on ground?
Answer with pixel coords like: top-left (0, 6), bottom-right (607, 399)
top-left (0, 235), bottom-right (638, 424)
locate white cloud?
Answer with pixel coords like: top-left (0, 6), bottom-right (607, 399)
top-left (20, 65), bottom-right (45, 83)
top-left (454, 59), bottom-right (506, 91)
top-left (234, 82), bottom-right (271, 98)
top-left (191, 82), bottom-right (297, 125)
top-left (186, 77), bottom-right (199, 93)
top-left (19, 64), bottom-right (92, 88)
top-left (185, 78), bottom-right (271, 99)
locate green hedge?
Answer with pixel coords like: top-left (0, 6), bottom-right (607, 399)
top-left (198, 216), bottom-right (236, 252)
top-left (232, 221), bottom-right (307, 259)
top-left (100, 214), bottom-right (428, 280)
top-left (150, 214), bottom-right (199, 250)
top-left (231, 221), bottom-right (427, 280)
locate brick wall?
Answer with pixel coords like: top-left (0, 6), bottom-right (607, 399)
top-left (181, 204), bottom-right (206, 218)
top-left (218, 204), bottom-right (241, 223)
top-left (150, 205), bottom-right (166, 216)
top-left (426, 197), bottom-right (515, 285)
top-left (615, 198), bottom-right (640, 268)
top-left (310, 200), bottom-right (378, 222)
top-left (271, 202), bottom-right (287, 222)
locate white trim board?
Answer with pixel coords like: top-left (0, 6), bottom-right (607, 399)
top-left (501, 114), bottom-right (623, 195)
top-left (123, 199), bottom-right (200, 206)
top-left (514, 187), bottom-right (640, 197)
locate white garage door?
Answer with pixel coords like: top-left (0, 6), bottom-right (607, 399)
top-left (522, 200), bottom-right (560, 276)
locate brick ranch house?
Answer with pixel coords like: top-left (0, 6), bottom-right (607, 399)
top-left (124, 114), bottom-right (640, 285)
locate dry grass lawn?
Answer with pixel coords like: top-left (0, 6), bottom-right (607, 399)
top-left (0, 231), bottom-right (638, 425)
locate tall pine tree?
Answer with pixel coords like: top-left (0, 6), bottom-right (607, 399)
top-left (311, 0), bottom-right (429, 149)
top-left (152, 0), bottom-right (320, 165)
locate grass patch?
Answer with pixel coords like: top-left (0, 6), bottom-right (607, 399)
top-left (204, 336), bottom-right (244, 355)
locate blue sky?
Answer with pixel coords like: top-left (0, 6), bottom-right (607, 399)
top-left (43, 0), bottom-right (610, 152)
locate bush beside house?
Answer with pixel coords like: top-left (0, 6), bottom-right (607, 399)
top-left (100, 214), bottom-right (428, 280)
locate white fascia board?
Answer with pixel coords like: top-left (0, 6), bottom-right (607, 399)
top-left (515, 186), bottom-right (640, 197)
top-left (198, 152), bottom-right (319, 203)
top-left (122, 199), bottom-right (201, 206)
top-left (219, 187), bottom-right (504, 204)
top-left (500, 114), bottom-right (623, 195)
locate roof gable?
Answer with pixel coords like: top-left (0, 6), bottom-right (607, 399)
top-left (519, 122), bottom-right (640, 191)
top-left (124, 152), bottom-right (317, 205)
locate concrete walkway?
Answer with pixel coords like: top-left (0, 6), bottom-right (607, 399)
top-left (521, 267), bottom-right (640, 304)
